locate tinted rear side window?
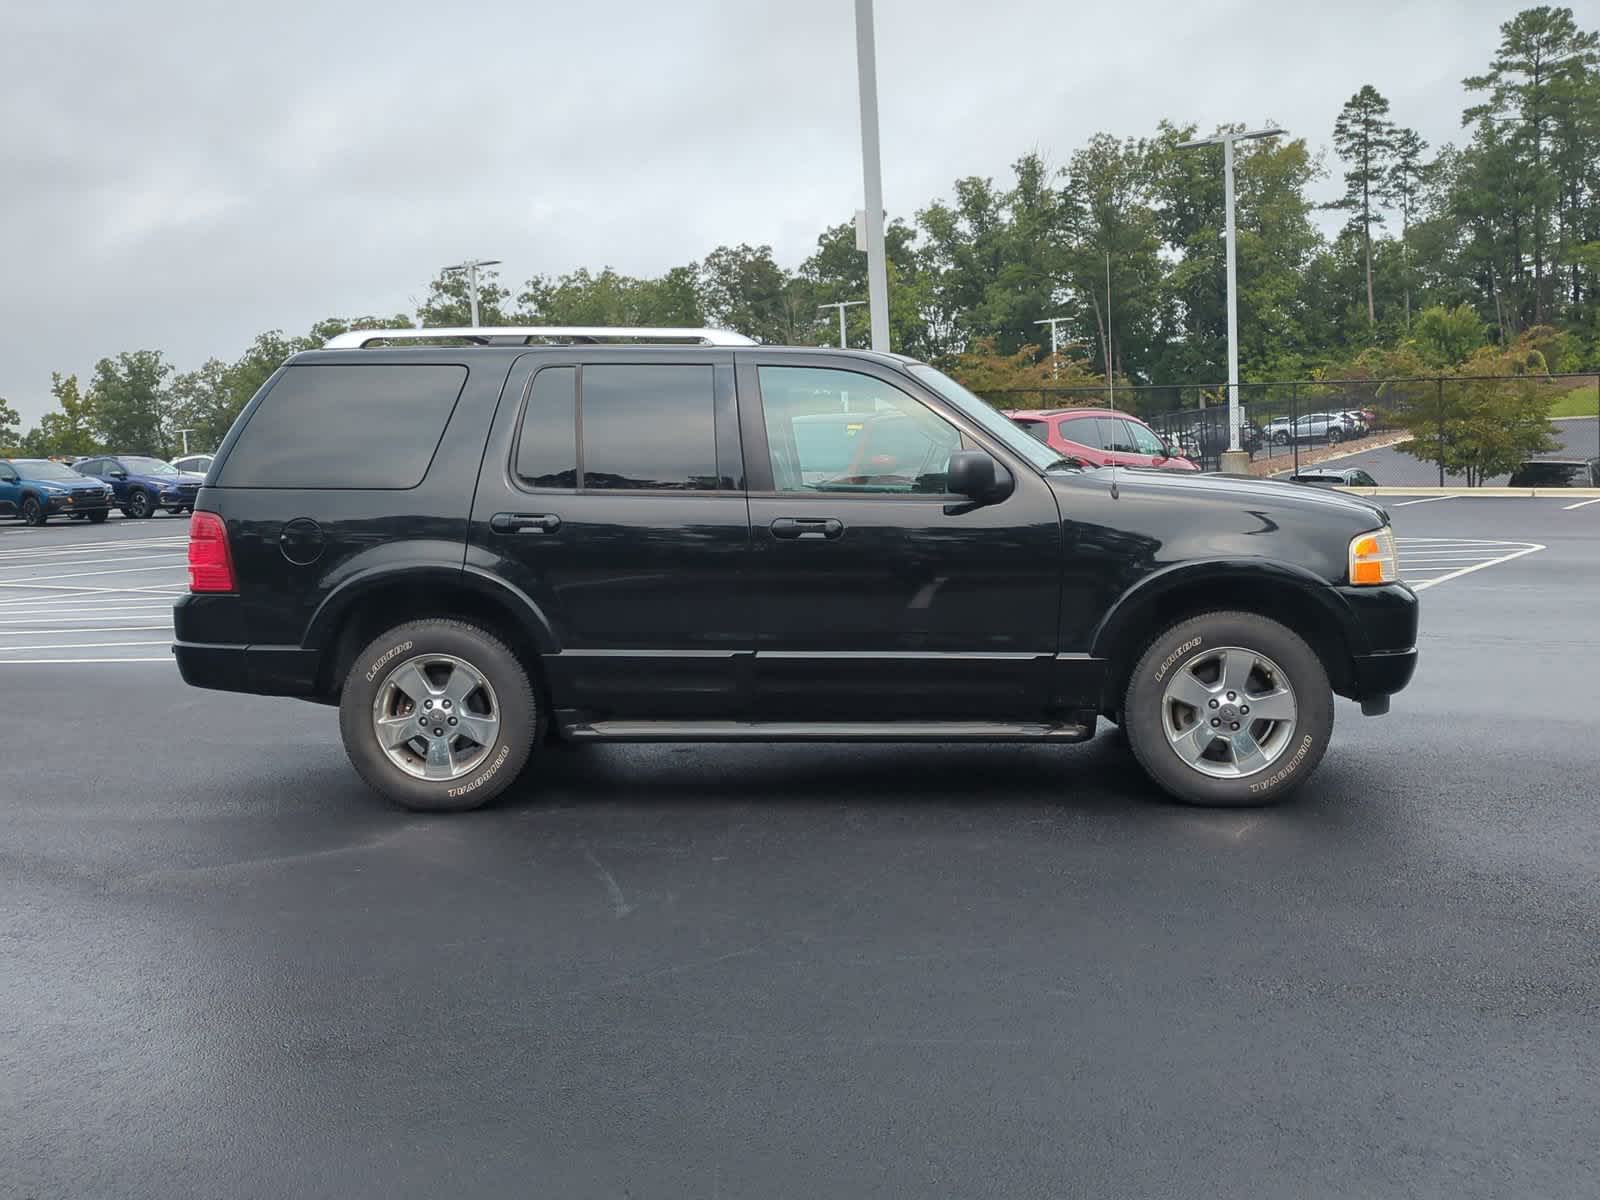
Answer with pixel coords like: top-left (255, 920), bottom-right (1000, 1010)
top-left (1059, 417), bottom-right (1102, 449)
top-left (514, 367), bottom-right (578, 488)
top-left (580, 364), bottom-right (717, 491)
top-left (218, 364), bottom-right (467, 488)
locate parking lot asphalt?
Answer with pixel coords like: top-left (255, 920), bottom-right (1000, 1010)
top-left (1263, 413), bottom-right (1599, 486)
top-left (5, 500), bottom-right (1599, 1198)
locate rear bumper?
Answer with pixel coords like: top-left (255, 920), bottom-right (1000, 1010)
top-left (173, 641), bottom-right (323, 697)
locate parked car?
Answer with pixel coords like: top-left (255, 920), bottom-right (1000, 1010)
top-left (1266, 413), bottom-right (1350, 446)
top-left (1507, 458), bottom-right (1600, 488)
top-left (0, 458), bottom-right (115, 525)
top-left (73, 454), bottom-right (204, 518)
top-left (1003, 408), bottom-right (1201, 472)
top-left (171, 453), bottom-right (215, 476)
top-left (1291, 468), bottom-right (1378, 488)
top-left (174, 325), bottom-right (1417, 813)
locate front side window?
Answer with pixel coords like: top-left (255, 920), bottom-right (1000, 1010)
top-left (759, 366), bottom-right (960, 494)
top-left (1127, 422), bottom-right (1166, 455)
top-left (122, 456), bottom-right (178, 476)
top-left (1097, 419), bottom-right (1137, 454)
top-left (580, 364), bottom-right (718, 491)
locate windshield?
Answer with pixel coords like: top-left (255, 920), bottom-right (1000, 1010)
top-left (906, 364), bottom-right (1077, 473)
top-left (14, 459), bottom-right (84, 481)
top-left (121, 456), bottom-right (178, 475)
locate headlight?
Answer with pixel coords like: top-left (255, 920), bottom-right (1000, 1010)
top-left (1349, 526), bottom-right (1399, 585)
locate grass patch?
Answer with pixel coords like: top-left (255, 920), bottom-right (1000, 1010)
top-left (1550, 383), bottom-right (1599, 418)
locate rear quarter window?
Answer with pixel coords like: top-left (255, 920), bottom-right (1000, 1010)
top-left (217, 364), bottom-right (467, 489)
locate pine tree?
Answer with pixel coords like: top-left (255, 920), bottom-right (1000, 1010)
top-left (1330, 85), bottom-right (1397, 327)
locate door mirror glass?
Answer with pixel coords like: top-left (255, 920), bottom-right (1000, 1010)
top-left (109, 468), bottom-right (127, 479)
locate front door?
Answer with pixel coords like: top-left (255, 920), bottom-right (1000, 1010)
top-left (467, 351), bottom-right (752, 723)
top-left (741, 356), bottom-right (1064, 722)
top-left (0, 466), bottom-right (18, 515)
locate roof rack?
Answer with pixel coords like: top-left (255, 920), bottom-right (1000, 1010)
top-left (323, 326), bottom-right (758, 349)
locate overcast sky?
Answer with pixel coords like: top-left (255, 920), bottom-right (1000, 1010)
top-left (1, 0), bottom-right (1519, 425)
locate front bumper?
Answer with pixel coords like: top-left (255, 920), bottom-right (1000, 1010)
top-left (1335, 582), bottom-right (1419, 701)
top-left (44, 493), bottom-right (112, 514)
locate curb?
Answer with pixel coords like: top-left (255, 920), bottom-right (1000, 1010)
top-left (1338, 486), bottom-right (1600, 498)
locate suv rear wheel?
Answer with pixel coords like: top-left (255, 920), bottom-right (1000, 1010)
top-left (338, 619), bottom-right (539, 812)
top-left (1123, 611), bottom-right (1333, 807)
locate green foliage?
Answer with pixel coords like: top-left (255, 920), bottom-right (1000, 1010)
top-left (0, 396), bottom-right (20, 453)
top-left (21, 374), bottom-right (100, 458)
top-left (944, 337), bottom-right (1107, 408)
top-left (1410, 304), bottom-right (1487, 367)
top-left (1329, 85), bottom-right (1397, 325)
top-left (90, 350), bottom-right (172, 455)
top-left (1392, 337), bottom-right (1560, 484)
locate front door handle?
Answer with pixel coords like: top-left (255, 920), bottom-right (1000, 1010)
top-left (770, 517), bottom-right (843, 540)
top-left (490, 512), bottom-right (561, 534)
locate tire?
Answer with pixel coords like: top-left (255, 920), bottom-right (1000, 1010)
top-left (126, 489), bottom-right (154, 519)
top-left (20, 496), bottom-right (47, 526)
top-left (88, 510), bottom-right (109, 524)
top-left (1123, 611), bottom-right (1333, 807)
top-left (338, 619), bottom-right (539, 813)
top-left (1327, 427), bottom-right (1344, 444)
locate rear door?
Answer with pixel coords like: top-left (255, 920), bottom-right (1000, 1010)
top-left (466, 351), bottom-right (752, 723)
top-left (740, 354), bottom-right (1063, 722)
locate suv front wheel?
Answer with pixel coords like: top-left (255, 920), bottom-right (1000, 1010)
top-left (1124, 611), bottom-right (1333, 807)
top-left (339, 619), bottom-right (539, 812)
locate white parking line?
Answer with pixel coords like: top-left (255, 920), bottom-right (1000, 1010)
top-left (1563, 497), bottom-right (1600, 510)
top-left (1408, 545), bottom-right (1545, 591)
top-left (1392, 495), bottom-right (1459, 506)
top-left (0, 657), bottom-right (173, 665)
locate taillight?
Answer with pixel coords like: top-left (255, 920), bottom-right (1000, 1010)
top-left (188, 511), bottom-right (236, 593)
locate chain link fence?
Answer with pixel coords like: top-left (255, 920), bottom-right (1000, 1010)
top-left (979, 374), bottom-right (1600, 486)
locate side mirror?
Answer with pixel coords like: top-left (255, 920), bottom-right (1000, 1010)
top-left (109, 469), bottom-right (127, 480)
top-left (944, 450), bottom-right (1013, 512)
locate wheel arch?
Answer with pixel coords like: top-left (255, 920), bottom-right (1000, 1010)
top-left (305, 566), bottom-right (559, 702)
top-left (1091, 560), bottom-right (1362, 712)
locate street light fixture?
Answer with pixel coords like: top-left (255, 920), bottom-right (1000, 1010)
top-left (854, 0), bottom-right (890, 352)
top-left (819, 300), bottom-right (868, 349)
top-left (1032, 316), bottom-right (1078, 379)
top-left (443, 258), bottom-right (503, 327)
top-left (1177, 126), bottom-right (1286, 468)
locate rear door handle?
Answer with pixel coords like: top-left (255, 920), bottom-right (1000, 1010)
top-left (770, 517), bottom-right (843, 540)
top-left (490, 512), bottom-right (561, 534)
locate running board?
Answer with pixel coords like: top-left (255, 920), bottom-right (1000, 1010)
top-left (558, 718), bottom-right (1096, 743)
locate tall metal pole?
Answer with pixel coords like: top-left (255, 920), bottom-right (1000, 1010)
top-left (1177, 128), bottom-right (1283, 470)
top-left (1223, 136), bottom-right (1240, 453)
top-left (1033, 317), bottom-right (1072, 378)
top-left (818, 300), bottom-right (866, 348)
top-left (467, 262), bottom-right (481, 328)
top-left (444, 258), bottom-right (501, 328)
top-left (854, 0), bottom-right (891, 352)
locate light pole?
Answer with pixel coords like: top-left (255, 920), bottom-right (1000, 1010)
top-left (1177, 127), bottom-right (1285, 470)
top-left (819, 300), bottom-right (867, 349)
top-left (854, 0), bottom-right (890, 352)
top-left (443, 258), bottom-right (502, 327)
top-left (1032, 317), bottom-right (1077, 379)
top-left (175, 428), bottom-right (194, 455)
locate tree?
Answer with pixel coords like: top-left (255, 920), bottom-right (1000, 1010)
top-left (1410, 303), bottom-right (1487, 367)
top-left (1385, 127), bottom-right (1430, 327)
top-left (1330, 86), bottom-right (1397, 326)
top-left (697, 244), bottom-right (798, 344)
top-left (165, 359), bottom-right (236, 454)
top-left (417, 266), bottom-right (512, 327)
top-left (90, 350), bottom-right (172, 455)
top-left (20, 374), bottom-right (100, 459)
top-left (1393, 337), bottom-right (1558, 484)
top-left (943, 337), bottom-right (1106, 409)
top-left (1464, 5), bottom-right (1599, 325)
top-left (0, 396), bottom-right (20, 453)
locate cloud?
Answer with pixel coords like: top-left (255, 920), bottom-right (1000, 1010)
top-left (0, 0), bottom-right (1513, 423)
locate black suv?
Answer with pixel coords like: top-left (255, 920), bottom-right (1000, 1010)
top-left (174, 328), bottom-right (1418, 812)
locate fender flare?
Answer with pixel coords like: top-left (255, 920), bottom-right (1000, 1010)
top-left (302, 563), bottom-right (560, 654)
top-left (1088, 558), bottom-right (1364, 665)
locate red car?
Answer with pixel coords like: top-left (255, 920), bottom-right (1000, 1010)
top-left (1002, 408), bottom-right (1201, 472)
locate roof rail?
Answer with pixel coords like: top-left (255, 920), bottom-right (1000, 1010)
top-left (322, 326), bottom-right (759, 349)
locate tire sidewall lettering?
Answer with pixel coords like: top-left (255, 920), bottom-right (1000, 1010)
top-left (364, 640), bottom-right (415, 683)
top-left (1153, 636), bottom-right (1203, 683)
